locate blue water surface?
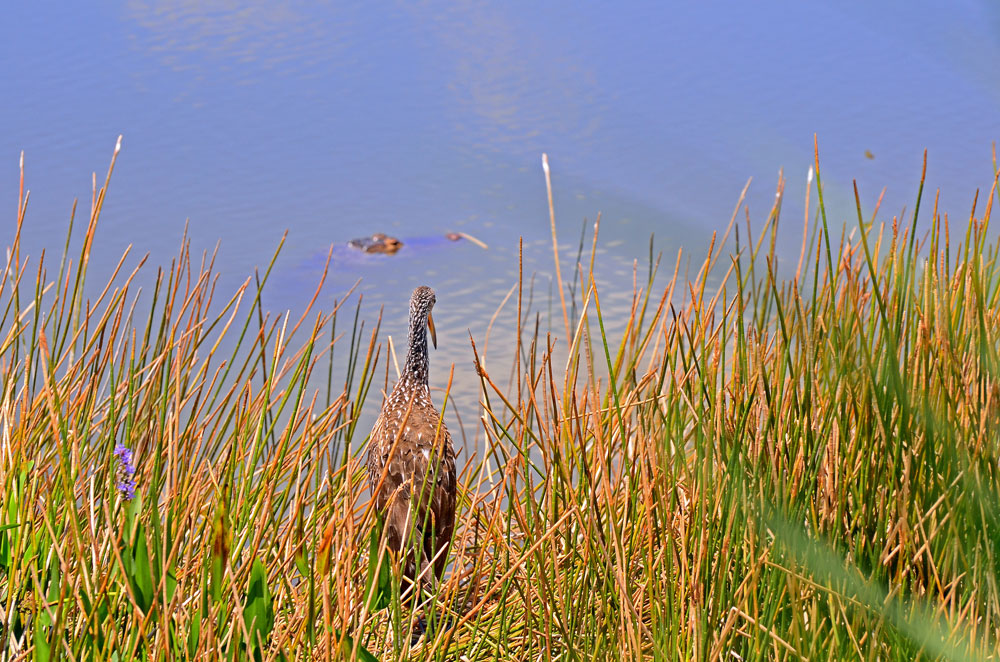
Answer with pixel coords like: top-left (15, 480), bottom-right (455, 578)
top-left (3, 0), bottom-right (999, 421)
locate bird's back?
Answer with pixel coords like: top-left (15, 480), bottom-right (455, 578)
top-left (367, 376), bottom-right (456, 583)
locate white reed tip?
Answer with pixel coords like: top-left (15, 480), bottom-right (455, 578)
top-left (807, 166), bottom-right (814, 184)
top-left (115, 135), bottom-right (123, 153)
top-left (542, 153), bottom-right (549, 174)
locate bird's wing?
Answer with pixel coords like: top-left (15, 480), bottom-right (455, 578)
top-left (427, 426), bottom-right (457, 577)
top-left (374, 415), bottom-right (456, 556)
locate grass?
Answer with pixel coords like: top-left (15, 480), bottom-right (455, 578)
top-left (1, 137), bottom-right (999, 661)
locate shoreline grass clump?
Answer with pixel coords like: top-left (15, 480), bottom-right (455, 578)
top-left (1, 139), bottom-right (999, 661)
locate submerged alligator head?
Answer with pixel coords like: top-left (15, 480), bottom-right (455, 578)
top-left (347, 233), bottom-right (404, 254)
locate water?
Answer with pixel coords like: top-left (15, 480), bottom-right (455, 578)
top-left (4, 1), bottom-right (999, 432)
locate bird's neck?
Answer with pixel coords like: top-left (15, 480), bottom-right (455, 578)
top-left (403, 314), bottom-right (429, 387)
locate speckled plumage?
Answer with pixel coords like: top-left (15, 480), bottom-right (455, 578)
top-left (366, 286), bottom-right (456, 596)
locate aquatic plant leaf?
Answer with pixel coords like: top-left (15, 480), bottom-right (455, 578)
top-left (336, 631), bottom-right (378, 662)
top-left (188, 601), bottom-right (203, 658)
top-left (130, 523), bottom-right (154, 613)
top-left (37, 560), bottom-right (62, 627)
top-left (363, 520), bottom-right (391, 611)
top-left (294, 549), bottom-right (309, 578)
top-left (34, 618), bottom-right (51, 662)
top-left (126, 490), bottom-right (142, 528)
top-left (294, 506), bottom-right (309, 578)
top-left (0, 524), bottom-right (15, 569)
top-left (243, 559), bottom-right (274, 656)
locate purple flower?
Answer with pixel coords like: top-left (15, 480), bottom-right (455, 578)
top-left (113, 442), bottom-right (137, 500)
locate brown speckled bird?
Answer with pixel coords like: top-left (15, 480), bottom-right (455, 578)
top-left (367, 286), bottom-right (456, 598)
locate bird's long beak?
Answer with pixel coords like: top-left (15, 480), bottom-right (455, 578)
top-left (427, 312), bottom-right (437, 349)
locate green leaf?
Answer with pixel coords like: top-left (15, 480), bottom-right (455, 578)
top-left (34, 617), bottom-right (51, 662)
top-left (94, 594), bottom-right (111, 653)
top-left (0, 522), bottom-right (19, 567)
top-left (130, 523), bottom-right (155, 613)
top-left (23, 535), bottom-right (37, 568)
top-left (165, 566), bottom-right (178, 604)
top-left (294, 546), bottom-right (309, 579)
top-left (0, 529), bottom-right (9, 570)
top-left (36, 558), bottom-right (63, 628)
top-left (126, 490), bottom-right (143, 534)
top-left (294, 505), bottom-right (308, 578)
top-left (210, 556), bottom-right (224, 605)
top-left (188, 601), bottom-right (203, 658)
top-left (17, 462), bottom-right (31, 511)
top-left (363, 519), bottom-right (391, 611)
top-left (337, 631), bottom-right (378, 662)
top-left (243, 559), bottom-right (274, 656)
top-left (161, 509), bottom-right (178, 604)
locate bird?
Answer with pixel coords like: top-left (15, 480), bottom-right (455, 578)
top-left (367, 285), bottom-right (456, 601)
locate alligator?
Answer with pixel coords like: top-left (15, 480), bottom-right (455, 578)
top-left (346, 231), bottom-right (473, 255)
top-left (347, 233), bottom-right (404, 254)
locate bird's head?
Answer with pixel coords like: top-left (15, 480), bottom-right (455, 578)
top-left (410, 285), bottom-right (437, 349)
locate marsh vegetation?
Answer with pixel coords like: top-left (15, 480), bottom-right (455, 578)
top-left (1, 140), bottom-right (999, 660)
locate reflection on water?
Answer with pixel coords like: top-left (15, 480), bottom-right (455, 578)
top-left (126, 1), bottom-right (357, 77)
top-left (401, 0), bottom-right (604, 154)
top-left (3, 0), bottom-right (1000, 438)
